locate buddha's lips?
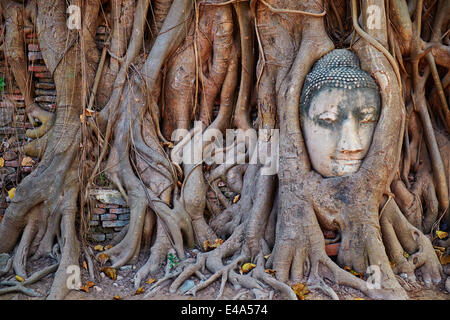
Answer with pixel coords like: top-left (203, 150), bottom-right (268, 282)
top-left (333, 159), bottom-right (362, 165)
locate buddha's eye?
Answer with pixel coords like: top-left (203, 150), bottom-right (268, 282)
top-left (360, 107), bottom-right (378, 124)
top-left (317, 111), bottom-right (338, 124)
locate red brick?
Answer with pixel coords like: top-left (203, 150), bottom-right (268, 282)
top-left (28, 65), bottom-right (49, 73)
top-left (3, 94), bottom-right (24, 101)
top-left (21, 167), bottom-right (33, 173)
top-left (35, 96), bottom-right (57, 103)
top-left (3, 151), bottom-right (17, 161)
top-left (100, 213), bottom-right (117, 221)
top-left (109, 208), bottom-right (130, 214)
top-left (28, 44), bottom-right (40, 51)
top-left (34, 72), bottom-right (52, 79)
top-left (26, 32), bottom-right (38, 39)
top-left (4, 160), bottom-right (19, 167)
top-left (94, 207), bottom-right (106, 214)
top-left (325, 243), bottom-right (340, 256)
top-left (0, 101), bottom-right (15, 108)
top-left (35, 82), bottom-right (55, 90)
top-left (96, 203), bottom-right (119, 209)
top-left (28, 51), bottom-right (43, 61)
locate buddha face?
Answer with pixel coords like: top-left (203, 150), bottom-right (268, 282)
top-left (301, 87), bottom-right (380, 177)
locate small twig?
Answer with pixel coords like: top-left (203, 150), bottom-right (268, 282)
top-left (351, 0), bottom-right (402, 93)
top-left (259, 0), bottom-right (326, 17)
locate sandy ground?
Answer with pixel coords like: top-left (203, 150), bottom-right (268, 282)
top-left (0, 248), bottom-right (448, 301)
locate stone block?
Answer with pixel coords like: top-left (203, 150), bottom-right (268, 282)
top-left (118, 213), bottom-right (130, 221)
top-left (102, 220), bottom-right (128, 228)
top-left (109, 208), bottom-right (130, 214)
top-left (100, 213), bottom-right (117, 221)
top-left (90, 233), bottom-right (105, 242)
top-left (90, 188), bottom-right (127, 206)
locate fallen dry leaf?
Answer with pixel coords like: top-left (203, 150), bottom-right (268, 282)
top-left (113, 295), bottom-right (122, 300)
top-left (233, 194), bottom-right (240, 203)
top-left (94, 245), bottom-right (104, 252)
top-left (85, 108), bottom-right (95, 117)
top-left (82, 261), bottom-right (88, 270)
top-left (344, 266), bottom-right (363, 278)
top-left (440, 254), bottom-right (450, 265)
top-left (104, 244), bottom-right (113, 250)
top-left (101, 267), bottom-right (117, 280)
top-left (240, 263), bottom-right (256, 274)
top-left (436, 230), bottom-right (448, 239)
top-left (134, 287), bottom-right (145, 295)
top-left (264, 269), bottom-right (276, 276)
top-left (203, 239), bottom-right (224, 251)
top-left (15, 275), bottom-right (24, 282)
top-left (79, 281), bottom-right (95, 293)
top-left (0, 157), bottom-right (4, 168)
top-left (434, 246), bottom-right (446, 252)
top-left (21, 156), bottom-right (34, 167)
top-left (291, 283), bottom-right (309, 300)
top-left (354, 297), bottom-right (365, 300)
top-left (8, 188), bottom-right (16, 200)
top-left (145, 278), bottom-right (156, 285)
top-left (97, 253), bottom-right (110, 265)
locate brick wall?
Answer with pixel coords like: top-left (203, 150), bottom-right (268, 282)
top-left (0, 25), bottom-right (131, 242)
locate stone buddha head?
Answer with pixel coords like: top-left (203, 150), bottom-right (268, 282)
top-left (300, 49), bottom-right (381, 177)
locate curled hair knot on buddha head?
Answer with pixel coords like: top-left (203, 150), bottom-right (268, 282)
top-left (300, 49), bottom-right (379, 116)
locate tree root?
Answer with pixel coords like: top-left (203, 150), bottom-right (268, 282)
top-left (0, 263), bottom-right (58, 297)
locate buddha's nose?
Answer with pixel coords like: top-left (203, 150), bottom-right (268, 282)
top-left (337, 117), bottom-right (363, 155)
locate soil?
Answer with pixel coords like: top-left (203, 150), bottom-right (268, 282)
top-left (0, 248), bottom-right (448, 301)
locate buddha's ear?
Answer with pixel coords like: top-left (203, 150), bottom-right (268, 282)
top-left (351, 0), bottom-right (405, 194)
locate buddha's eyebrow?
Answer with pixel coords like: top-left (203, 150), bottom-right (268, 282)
top-left (360, 106), bottom-right (377, 114)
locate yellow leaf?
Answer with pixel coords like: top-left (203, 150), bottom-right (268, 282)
top-left (436, 230), bottom-right (448, 239)
top-left (97, 253), bottom-right (110, 265)
top-left (15, 275), bottom-right (24, 282)
top-left (264, 254), bottom-right (271, 260)
top-left (101, 267), bottom-right (117, 280)
top-left (0, 157), bottom-right (4, 168)
top-left (354, 297), bottom-right (365, 300)
top-left (203, 240), bottom-right (212, 251)
top-left (433, 246), bottom-right (446, 252)
top-left (8, 188), bottom-right (16, 200)
top-left (440, 254), bottom-right (450, 265)
top-left (240, 263), bottom-right (256, 274)
top-left (80, 114), bottom-right (85, 123)
top-left (79, 281), bottom-right (95, 293)
top-left (233, 194), bottom-right (240, 203)
top-left (94, 245), bottom-right (104, 252)
top-left (85, 108), bottom-right (95, 117)
top-left (203, 239), bottom-right (224, 251)
top-left (291, 283), bottom-right (309, 300)
top-left (264, 269), bottom-right (276, 276)
top-left (82, 261), bottom-right (88, 270)
top-left (21, 156), bottom-right (34, 167)
top-left (145, 278), bottom-right (156, 285)
top-left (403, 252), bottom-right (409, 258)
top-left (113, 295), bottom-right (122, 300)
top-left (104, 244), bottom-right (113, 250)
top-left (134, 287), bottom-right (145, 295)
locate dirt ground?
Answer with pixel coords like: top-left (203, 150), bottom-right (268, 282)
top-left (0, 248), bottom-right (448, 301)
